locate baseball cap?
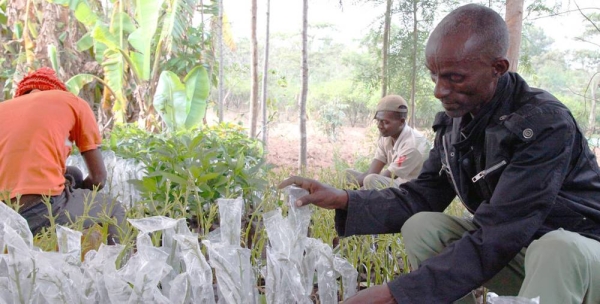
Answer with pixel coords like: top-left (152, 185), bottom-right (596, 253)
top-left (375, 95), bottom-right (408, 114)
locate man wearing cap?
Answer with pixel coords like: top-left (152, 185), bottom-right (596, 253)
top-left (346, 95), bottom-right (430, 189)
top-left (0, 67), bottom-right (126, 244)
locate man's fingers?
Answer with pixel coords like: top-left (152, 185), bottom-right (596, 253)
top-left (278, 175), bottom-right (313, 190)
top-left (278, 176), bottom-right (318, 207)
top-left (277, 175), bottom-right (300, 189)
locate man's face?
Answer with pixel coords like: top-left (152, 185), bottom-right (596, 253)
top-left (374, 111), bottom-right (404, 138)
top-left (425, 32), bottom-right (499, 118)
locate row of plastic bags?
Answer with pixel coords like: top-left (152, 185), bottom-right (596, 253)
top-left (0, 187), bottom-right (357, 303)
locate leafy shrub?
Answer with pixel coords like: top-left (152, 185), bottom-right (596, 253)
top-left (107, 123), bottom-right (268, 221)
top-left (317, 102), bottom-right (347, 142)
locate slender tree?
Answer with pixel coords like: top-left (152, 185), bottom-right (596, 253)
top-left (575, 5), bottom-right (600, 136)
top-left (261, 0), bottom-right (271, 146)
top-left (218, 0), bottom-right (224, 122)
top-left (299, 0), bottom-right (309, 172)
top-left (409, 0), bottom-right (417, 127)
top-left (249, 0), bottom-right (260, 137)
top-left (587, 70), bottom-right (599, 135)
top-left (381, 0), bottom-right (392, 97)
top-left (505, 0), bottom-right (524, 72)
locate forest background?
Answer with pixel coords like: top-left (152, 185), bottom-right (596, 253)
top-left (0, 0), bottom-right (598, 172)
top-left (220, 0), bottom-right (600, 171)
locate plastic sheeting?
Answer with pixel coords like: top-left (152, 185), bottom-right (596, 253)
top-left (0, 203), bottom-right (216, 303)
top-left (261, 187), bottom-right (358, 304)
top-left (67, 150), bottom-right (145, 207)
top-left (0, 189), bottom-right (359, 303)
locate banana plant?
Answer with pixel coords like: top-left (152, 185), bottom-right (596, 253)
top-left (49, 0), bottom-right (208, 127)
top-left (153, 65), bottom-right (210, 131)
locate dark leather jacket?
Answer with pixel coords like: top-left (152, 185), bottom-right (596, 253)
top-left (335, 73), bottom-right (600, 303)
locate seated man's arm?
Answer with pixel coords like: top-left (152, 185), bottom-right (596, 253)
top-left (355, 159), bottom-right (386, 186)
top-left (81, 148), bottom-right (107, 191)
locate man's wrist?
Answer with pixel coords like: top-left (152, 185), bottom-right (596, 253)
top-left (337, 189), bottom-right (349, 210)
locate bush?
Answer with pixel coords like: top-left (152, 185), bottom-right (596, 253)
top-left (107, 123), bottom-right (268, 222)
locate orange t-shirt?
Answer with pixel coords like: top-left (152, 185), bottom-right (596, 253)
top-left (0, 90), bottom-right (101, 198)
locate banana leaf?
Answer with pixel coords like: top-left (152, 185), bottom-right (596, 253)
top-left (183, 65), bottom-right (210, 129)
top-left (154, 70), bottom-right (187, 131)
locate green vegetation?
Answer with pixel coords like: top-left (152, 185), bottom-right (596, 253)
top-left (28, 124), bottom-right (467, 293)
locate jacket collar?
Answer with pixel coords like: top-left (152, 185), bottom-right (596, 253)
top-left (454, 73), bottom-right (513, 149)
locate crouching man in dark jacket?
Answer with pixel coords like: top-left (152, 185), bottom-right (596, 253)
top-left (279, 4), bottom-right (600, 304)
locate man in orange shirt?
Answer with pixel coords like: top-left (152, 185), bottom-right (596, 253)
top-left (0, 67), bottom-right (125, 244)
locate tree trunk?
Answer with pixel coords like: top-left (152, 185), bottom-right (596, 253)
top-left (218, 0), bottom-right (225, 123)
top-left (249, 0), bottom-right (259, 137)
top-left (261, 0), bottom-right (271, 147)
top-left (381, 0), bottom-right (392, 98)
top-left (34, 2), bottom-right (62, 70)
top-left (505, 0), bottom-right (524, 72)
top-left (299, 0), bottom-right (308, 173)
top-left (588, 70), bottom-right (599, 136)
top-left (409, 0), bottom-right (417, 128)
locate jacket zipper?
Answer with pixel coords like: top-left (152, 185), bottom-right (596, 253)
top-left (471, 160), bottom-right (507, 183)
top-left (441, 135), bottom-right (470, 212)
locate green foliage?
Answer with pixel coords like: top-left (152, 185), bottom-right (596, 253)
top-left (51, 0), bottom-right (215, 126)
top-left (107, 123), bottom-right (268, 220)
top-left (317, 103), bottom-right (347, 142)
top-left (153, 65), bottom-right (210, 131)
top-left (0, 1), bottom-right (18, 100)
top-left (519, 24), bottom-right (555, 74)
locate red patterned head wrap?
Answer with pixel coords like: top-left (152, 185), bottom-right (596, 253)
top-left (14, 67), bottom-right (67, 97)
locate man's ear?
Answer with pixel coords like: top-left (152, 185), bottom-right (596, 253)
top-left (492, 57), bottom-right (510, 77)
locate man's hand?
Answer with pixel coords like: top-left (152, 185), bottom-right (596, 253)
top-left (344, 284), bottom-right (397, 304)
top-left (277, 176), bottom-right (349, 210)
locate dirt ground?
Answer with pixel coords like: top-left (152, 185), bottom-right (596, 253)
top-left (206, 109), bottom-right (375, 172)
top-left (264, 121), bottom-right (375, 171)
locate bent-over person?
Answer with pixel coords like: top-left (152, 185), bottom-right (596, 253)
top-left (0, 67), bottom-right (126, 244)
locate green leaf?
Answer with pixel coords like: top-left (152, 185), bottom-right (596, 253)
top-left (27, 19), bottom-right (38, 39)
top-left (47, 44), bottom-right (59, 72)
top-left (159, 172), bottom-right (189, 185)
top-left (93, 39), bottom-right (108, 63)
top-left (114, 12), bottom-right (136, 34)
top-left (156, 0), bottom-right (180, 55)
top-left (58, 31), bottom-right (67, 42)
top-left (128, 0), bottom-right (164, 80)
top-left (74, 0), bottom-right (98, 27)
top-left (129, 51), bottom-right (145, 80)
top-left (92, 22), bottom-right (119, 49)
top-left (76, 32), bottom-right (94, 51)
top-left (153, 70), bottom-right (187, 131)
top-left (196, 172), bottom-right (220, 183)
top-left (13, 22), bottom-right (22, 39)
top-left (235, 153), bottom-right (245, 173)
top-left (183, 65), bottom-right (210, 128)
top-left (65, 74), bottom-right (97, 95)
top-left (102, 49), bottom-right (127, 122)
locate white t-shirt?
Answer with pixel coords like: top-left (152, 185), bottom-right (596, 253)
top-left (373, 125), bottom-right (430, 184)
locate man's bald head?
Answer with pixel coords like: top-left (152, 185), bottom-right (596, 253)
top-left (427, 4), bottom-right (509, 62)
